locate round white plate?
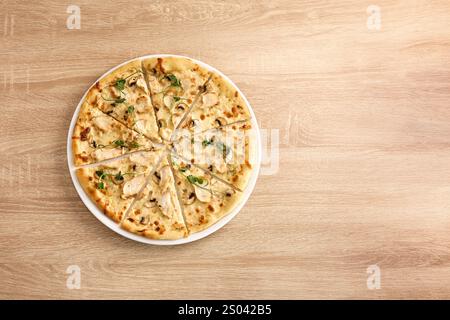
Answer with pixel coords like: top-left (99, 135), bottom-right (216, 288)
top-left (67, 54), bottom-right (261, 245)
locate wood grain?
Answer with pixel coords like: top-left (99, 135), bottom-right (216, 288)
top-left (1, 0), bottom-right (450, 299)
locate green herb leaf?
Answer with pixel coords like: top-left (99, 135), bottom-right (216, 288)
top-left (115, 98), bottom-right (126, 104)
top-left (114, 140), bottom-right (125, 147)
top-left (179, 167), bottom-right (187, 173)
top-left (95, 170), bottom-right (104, 178)
top-left (166, 74), bottom-right (181, 87)
top-left (97, 181), bottom-right (105, 190)
top-left (173, 96), bottom-right (181, 102)
top-left (202, 139), bottom-right (213, 147)
top-left (129, 141), bottom-right (140, 149)
top-left (115, 79), bottom-right (126, 91)
top-left (187, 175), bottom-right (204, 185)
top-left (127, 105), bottom-right (135, 114)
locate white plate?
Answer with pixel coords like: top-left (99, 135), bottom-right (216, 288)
top-left (67, 54), bottom-right (261, 245)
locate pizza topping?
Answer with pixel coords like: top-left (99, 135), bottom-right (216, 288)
top-left (163, 94), bottom-right (175, 108)
top-left (194, 184), bottom-right (212, 203)
top-left (202, 93), bottom-right (218, 108)
top-left (159, 191), bottom-right (174, 218)
top-left (112, 171), bottom-right (125, 185)
top-left (165, 74), bottom-right (182, 88)
top-left (92, 116), bottom-right (111, 132)
top-left (115, 79), bottom-right (126, 91)
top-left (135, 96), bottom-right (149, 113)
top-left (215, 117), bottom-right (227, 127)
top-left (159, 166), bottom-right (173, 190)
top-left (122, 175), bottom-right (146, 197)
top-left (80, 127), bottom-right (90, 141)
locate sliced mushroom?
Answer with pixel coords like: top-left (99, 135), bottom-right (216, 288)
top-left (112, 174), bottom-right (125, 185)
top-left (185, 118), bottom-right (199, 129)
top-left (215, 117), bottom-right (227, 127)
top-left (202, 92), bottom-right (218, 108)
top-left (183, 191), bottom-right (196, 205)
top-left (144, 200), bottom-right (157, 208)
top-left (194, 185), bottom-right (212, 203)
top-left (127, 76), bottom-right (138, 87)
top-left (172, 103), bottom-right (188, 127)
top-left (122, 175), bottom-right (146, 197)
top-left (135, 96), bottom-right (149, 113)
top-left (136, 77), bottom-right (147, 90)
top-left (152, 171), bottom-right (161, 184)
top-left (163, 95), bottom-right (174, 108)
top-left (92, 116), bottom-right (111, 132)
top-left (93, 148), bottom-right (122, 161)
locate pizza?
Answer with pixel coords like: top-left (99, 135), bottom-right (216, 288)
top-left (72, 102), bottom-right (159, 166)
top-left (71, 56), bottom-right (257, 240)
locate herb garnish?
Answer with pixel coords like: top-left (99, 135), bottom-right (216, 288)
top-left (166, 74), bottom-right (181, 87)
top-left (186, 175), bottom-right (204, 185)
top-left (202, 139), bottom-right (213, 147)
top-left (115, 79), bottom-right (126, 91)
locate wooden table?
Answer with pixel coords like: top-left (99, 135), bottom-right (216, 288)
top-left (1, 0), bottom-right (450, 299)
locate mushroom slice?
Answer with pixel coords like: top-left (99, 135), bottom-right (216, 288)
top-left (183, 190), bottom-right (196, 205)
top-left (135, 96), bottom-right (149, 113)
top-left (93, 148), bottom-right (122, 161)
top-left (202, 93), bottom-right (218, 108)
top-left (122, 175), bottom-right (146, 197)
top-left (172, 103), bottom-right (188, 127)
top-left (92, 116), bottom-right (111, 132)
top-left (135, 77), bottom-right (147, 90)
top-left (215, 117), bottom-right (227, 127)
top-left (163, 95), bottom-right (175, 108)
top-left (194, 185), bottom-right (212, 203)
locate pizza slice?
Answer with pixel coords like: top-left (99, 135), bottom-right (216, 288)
top-left (85, 59), bottom-right (161, 142)
top-left (72, 102), bottom-right (160, 166)
top-left (170, 154), bottom-right (243, 234)
top-left (76, 150), bottom-right (163, 223)
top-left (121, 155), bottom-right (188, 240)
top-left (177, 71), bottom-right (251, 134)
top-left (171, 124), bottom-right (254, 191)
top-left (142, 56), bottom-right (211, 141)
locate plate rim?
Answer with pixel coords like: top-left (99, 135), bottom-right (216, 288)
top-left (67, 54), bottom-right (262, 245)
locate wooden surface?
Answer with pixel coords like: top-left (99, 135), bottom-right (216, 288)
top-left (1, 0), bottom-right (450, 299)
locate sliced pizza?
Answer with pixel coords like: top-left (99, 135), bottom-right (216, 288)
top-left (170, 154), bottom-right (243, 234)
top-left (171, 124), bottom-right (254, 191)
top-left (85, 59), bottom-right (161, 142)
top-left (72, 102), bottom-right (160, 166)
top-left (142, 56), bottom-right (211, 141)
top-left (121, 155), bottom-right (188, 240)
top-left (76, 150), bottom-right (163, 223)
top-left (177, 71), bottom-right (251, 133)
